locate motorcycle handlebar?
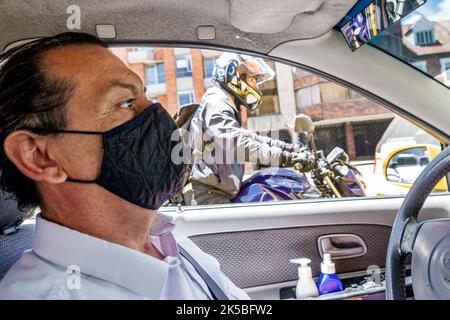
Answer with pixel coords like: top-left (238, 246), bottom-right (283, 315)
top-left (293, 162), bottom-right (304, 171)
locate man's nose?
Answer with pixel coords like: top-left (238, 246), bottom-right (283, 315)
top-left (248, 78), bottom-right (258, 88)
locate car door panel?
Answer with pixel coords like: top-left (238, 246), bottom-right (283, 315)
top-left (162, 194), bottom-right (450, 299)
top-left (190, 224), bottom-right (390, 289)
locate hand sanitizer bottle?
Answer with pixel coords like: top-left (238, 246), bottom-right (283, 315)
top-left (290, 258), bottom-right (319, 299)
top-left (317, 253), bottom-right (344, 295)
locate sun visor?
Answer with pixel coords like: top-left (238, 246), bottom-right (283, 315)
top-left (229, 0), bottom-right (326, 34)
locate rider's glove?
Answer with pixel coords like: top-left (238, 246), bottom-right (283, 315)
top-left (283, 143), bottom-right (301, 153)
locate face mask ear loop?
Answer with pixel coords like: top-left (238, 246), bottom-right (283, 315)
top-left (66, 178), bottom-right (98, 184)
top-left (17, 128), bottom-right (105, 136)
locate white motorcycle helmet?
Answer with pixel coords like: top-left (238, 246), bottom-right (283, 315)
top-left (212, 53), bottom-right (275, 112)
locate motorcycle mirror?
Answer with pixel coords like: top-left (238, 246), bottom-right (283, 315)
top-left (295, 114), bottom-right (315, 134)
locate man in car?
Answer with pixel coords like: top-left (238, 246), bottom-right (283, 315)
top-left (0, 32), bottom-right (249, 299)
top-left (184, 53), bottom-right (314, 205)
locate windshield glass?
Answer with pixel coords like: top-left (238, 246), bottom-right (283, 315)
top-left (370, 0), bottom-right (450, 88)
top-left (376, 115), bottom-right (441, 153)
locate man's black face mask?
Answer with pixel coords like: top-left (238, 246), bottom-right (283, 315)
top-left (27, 103), bottom-right (189, 209)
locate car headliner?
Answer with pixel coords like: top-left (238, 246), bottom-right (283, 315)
top-left (0, 0), bottom-right (449, 143)
top-left (0, 0), bottom-right (358, 54)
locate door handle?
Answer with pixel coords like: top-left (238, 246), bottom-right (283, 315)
top-left (317, 234), bottom-right (367, 260)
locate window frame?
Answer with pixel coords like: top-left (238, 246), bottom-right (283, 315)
top-left (415, 30), bottom-right (434, 46)
top-left (177, 90), bottom-right (195, 106)
top-left (146, 62), bottom-right (165, 85)
top-left (295, 84), bottom-right (321, 108)
top-left (204, 57), bottom-right (216, 78)
top-left (441, 57), bottom-right (450, 84)
top-left (175, 54), bottom-right (193, 78)
top-left (109, 43), bottom-right (450, 207)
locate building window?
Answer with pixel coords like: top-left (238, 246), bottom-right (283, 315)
top-left (177, 90), bottom-right (194, 106)
top-left (412, 60), bottom-right (427, 72)
top-left (204, 57), bottom-right (216, 78)
top-left (441, 58), bottom-right (450, 84)
top-left (175, 55), bottom-right (192, 78)
top-left (295, 84), bottom-right (321, 108)
top-left (135, 47), bottom-right (153, 53)
top-left (415, 30), bottom-right (434, 46)
top-left (146, 63), bottom-right (165, 85)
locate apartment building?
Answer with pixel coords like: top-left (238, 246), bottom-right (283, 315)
top-left (111, 18), bottom-right (449, 161)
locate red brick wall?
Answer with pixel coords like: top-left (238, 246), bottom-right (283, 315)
top-left (156, 94), bottom-right (169, 112)
top-left (344, 122), bottom-right (356, 160)
top-left (163, 48), bottom-right (178, 116)
top-left (191, 49), bottom-right (206, 103)
top-left (153, 48), bottom-right (165, 61)
top-left (293, 69), bottom-right (394, 122)
top-left (293, 74), bottom-right (324, 88)
top-left (300, 98), bottom-right (392, 121)
top-left (425, 56), bottom-right (443, 77)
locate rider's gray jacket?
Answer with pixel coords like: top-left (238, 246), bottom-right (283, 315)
top-left (188, 86), bottom-right (296, 199)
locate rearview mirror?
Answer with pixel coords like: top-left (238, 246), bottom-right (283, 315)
top-left (339, 0), bottom-right (426, 51)
top-left (295, 114), bottom-right (315, 134)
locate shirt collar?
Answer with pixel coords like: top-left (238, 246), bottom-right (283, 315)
top-left (149, 212), bottom-right (175, 236)
top-left (33, 213), bottom-right (175, 299)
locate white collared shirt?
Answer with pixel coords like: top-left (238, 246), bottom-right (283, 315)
top-left (0, 214), bottom-right (250, 300)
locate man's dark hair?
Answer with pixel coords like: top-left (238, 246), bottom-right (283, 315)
top-left (0, 32), bottom-right (107, 211)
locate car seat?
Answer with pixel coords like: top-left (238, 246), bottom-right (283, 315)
top-left (0, 190), bottom-right (34, 281)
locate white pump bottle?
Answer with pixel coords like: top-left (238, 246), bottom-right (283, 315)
top-left (290, 258), bottom-right (319, 299)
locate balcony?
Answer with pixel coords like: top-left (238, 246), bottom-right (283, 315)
top-left (201, 49), bottom-right (221, 59)
top-left (174, 48), bottom-right (191, 56)
top-left (176, 77), bottom-right (194, 91)
top-left (127, 49), bottom-right (155, 64)
top-left (146, 83), bottom-right (166, 96)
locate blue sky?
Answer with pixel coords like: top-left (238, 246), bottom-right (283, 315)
top-left (402, 0), bottom-right (450, 24)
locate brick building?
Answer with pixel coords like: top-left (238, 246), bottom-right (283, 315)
top-left (402, 17), bottom-right (450, 86)
top-left (111, 45), bottom-right (396, 160)
top-left (111, 47), bottom-right (214, 118)
top-left (110, 47), bottom-right (298, 131)
top-left (292, 67), bottom-right (395, 160)
top-left (373, 17), bottom-right (450, 85)
top-left (111, 19), bottom-right (449, 161)
top-left (111, 47), bottom-right (291, 129)
top-left (292, 17), bottom-right (450, 160)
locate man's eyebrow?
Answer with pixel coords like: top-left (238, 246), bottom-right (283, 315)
top-left (109, 79), bottom-right (140, 95)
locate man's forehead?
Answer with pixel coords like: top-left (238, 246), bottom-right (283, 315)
top-left (41, 44), bottom-right (129, 82)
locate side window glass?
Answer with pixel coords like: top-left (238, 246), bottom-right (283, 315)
top-left (292, 68), bottom-right (445, 197)
top-left (110, 47), bottom-right (447, 208)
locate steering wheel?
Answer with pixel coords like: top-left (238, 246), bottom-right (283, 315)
top-left (385, 145), bottom-right (450, 300)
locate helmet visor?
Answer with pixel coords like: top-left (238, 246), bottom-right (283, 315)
top-left (240, 55), bottom-right (275, 85)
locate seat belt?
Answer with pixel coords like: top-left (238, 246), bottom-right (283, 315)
top-left (178, 245), bottom-right (229, 300)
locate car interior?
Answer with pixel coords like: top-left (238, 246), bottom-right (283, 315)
top-left (0, 0), bottom-right (449, 300)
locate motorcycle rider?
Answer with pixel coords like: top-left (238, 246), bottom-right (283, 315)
top-left (183, 53), bottom-right (314, 205)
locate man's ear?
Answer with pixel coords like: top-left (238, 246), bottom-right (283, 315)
top-left (4, 130), bottom-right (68, 184)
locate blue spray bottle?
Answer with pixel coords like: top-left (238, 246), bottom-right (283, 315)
top-left (317, 253), bottom-right (344, 295)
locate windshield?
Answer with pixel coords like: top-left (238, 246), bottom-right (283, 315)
top-left (376, 115), bottom-right (441, 153)
top-left (370, 0), bottom-right (450, 88)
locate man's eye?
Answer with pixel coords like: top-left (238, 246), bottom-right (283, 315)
top-left (119, 99), bottom-right (137, 109)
